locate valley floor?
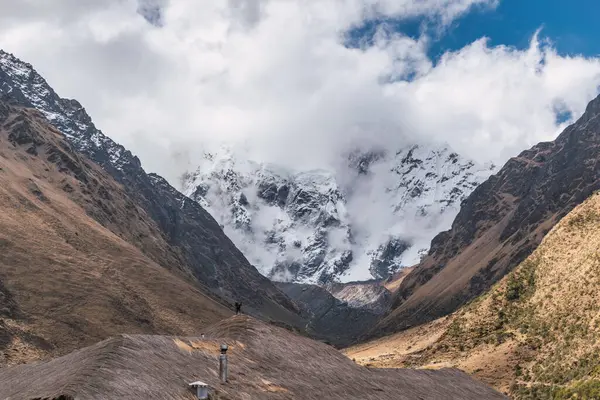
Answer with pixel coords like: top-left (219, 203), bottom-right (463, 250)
top-left (344, 316), bottom-right (516, 395)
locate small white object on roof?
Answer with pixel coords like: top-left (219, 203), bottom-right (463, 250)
top-left (189, 381), bottom-right (209, 399)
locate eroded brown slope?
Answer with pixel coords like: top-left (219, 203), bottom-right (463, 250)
top-left (0, 51), bottom-right (303, 329)
top-left (0, 100), bottom-right (232, 365)
top-left (347, 191), bottom-right (600, 398)
top-left (374, 94), bottom-right (600, 336)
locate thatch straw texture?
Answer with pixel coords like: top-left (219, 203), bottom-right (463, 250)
top-left (0, 316), bottom-right (506, 399)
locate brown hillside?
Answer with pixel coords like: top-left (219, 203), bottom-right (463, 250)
top-left (0, 100), bottom-right (233, 365)
top-left (0, 51), bottom-right (304, 331)
top-left (0, 315), bottom-right (506, 399)
top-left (373, 94), bottom-right (600, 337)
top-left (382, 266), bottom-right (414, 293)
top-left (347, 191), bottom-right (600, 399)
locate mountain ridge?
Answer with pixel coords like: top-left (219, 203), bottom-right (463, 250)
top-left (372, 91), bottom-right (600, 338)
top-left (0, 49), bottom-right (304, 329)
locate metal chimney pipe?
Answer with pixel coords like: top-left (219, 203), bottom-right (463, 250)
top-left (219, 344), bottom-right (228, 383)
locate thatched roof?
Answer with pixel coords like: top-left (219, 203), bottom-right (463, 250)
top-left (0, 316), bottom-right (506, 399)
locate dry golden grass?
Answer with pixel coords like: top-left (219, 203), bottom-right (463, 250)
top-left (344, 316), bottom-right (451, 367)
top-left (383, 267), bottom-right (414, 293)
top-left (347, 191), bottom-right (600, 399)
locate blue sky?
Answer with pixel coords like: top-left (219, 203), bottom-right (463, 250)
top-left (350, 0), bottom-right (600, 60)
top-left (443, 0), bottom-right (600, 56)
top-left (5, 0), bottom-right (600, 181)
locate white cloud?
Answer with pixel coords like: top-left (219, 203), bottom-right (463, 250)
top-left (396, 32), bottom-right (600, 163)
top-left (0, 0), bottom-right (599, 185)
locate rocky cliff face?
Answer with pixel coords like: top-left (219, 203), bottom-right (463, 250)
top-left (0, 50), bottom-right (302, 326)
top-left (374, 92), bottom-right (600, 337)
top-left (182, 146), bottom-right (495, 284)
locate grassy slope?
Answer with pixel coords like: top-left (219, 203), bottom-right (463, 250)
top-left (0, 103), bottom-right (231, 365)
top-left (346, 191), bottom-right (600, 399)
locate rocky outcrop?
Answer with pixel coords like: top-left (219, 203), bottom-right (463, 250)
top-left (374, 93), bottom-right (600, 337)
top-left (329, 281), bottom-right (392, 314)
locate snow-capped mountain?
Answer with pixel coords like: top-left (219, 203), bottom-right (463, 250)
top-left (0, 49), bottom-right (495, 286)
top-left (0, 50), bottom-right (133, 173)
top-left (182, 145), bottom-right (496, 284)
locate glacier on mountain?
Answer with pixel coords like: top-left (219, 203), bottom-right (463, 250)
top-left (182, 145), bottom-right (496, 284)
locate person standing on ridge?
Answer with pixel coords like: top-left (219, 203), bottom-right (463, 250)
top-left (235, 302), bottom-right (242, 315)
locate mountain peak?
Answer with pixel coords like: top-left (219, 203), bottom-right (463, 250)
top-left (182, 144), bottom-right (496, 284)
